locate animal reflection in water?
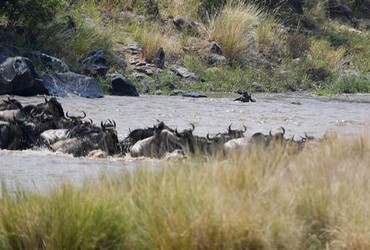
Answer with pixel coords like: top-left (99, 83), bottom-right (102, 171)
top-left (0, 97), bottom-right (317, 159)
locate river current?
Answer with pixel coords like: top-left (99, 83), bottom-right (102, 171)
top-left (1, 93), bottom-right (370, 191)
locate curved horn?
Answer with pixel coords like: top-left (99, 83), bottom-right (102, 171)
top-left (113, 120), bottom-right (116, 128)
top-left (66, 111), bottom-right (70, 118)
top-left (89, 118), bottom-right (93, 124)
top-left (175, 128), bottom-right (180, 136)
top-left (80, 111), bottom-right (86, 119)
top-left (305, 132), bottom-right (309, 138)
top-left (269, 130), bottom-right (272, 137)
top-left (101, 121), bottom-right (104, 128)
top-left (207, 133), bottom-right (212, 140)
top-left (228, 123), bottom-right (233, 133)
top-left (291, 135), bottom-right (295, 141)
top-left (44, 96), bottom-right (48, 103)
top-left (281, 127), bottom-right (285, 136)
top-left (243, 125), bottom-right (247, 133)
top-left (190, 123), bottom-right (195, 132)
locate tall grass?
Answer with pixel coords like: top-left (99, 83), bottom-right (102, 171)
top-left (310, 38), bottom-right (346, 71)
top-left (133, 24), bottom-right (164, 63)
top-left (1, 135), bottom-right (370, 248)
top-left (207, 0), bottom-right (261, 61)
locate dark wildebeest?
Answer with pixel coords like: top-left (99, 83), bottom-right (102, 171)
top-left (130, 124), bottom-right (195, 158)
top-left (120, 121), bottom-right (175, 155)
top-left (207, 124), bottom-right (247, 144)
top-left (51, 120), bottom-right (119, 157)
top-left (0, 97), bottom-right (22, 111)
top-left (0, 120), bottom-right (23, 150)
top-left (234, 91), bottom-right (256, 102)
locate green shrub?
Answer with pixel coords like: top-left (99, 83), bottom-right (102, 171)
top-left (331, 76), bottom-right (370, 94)
top-left (0, 0), bottom-right (63, 32)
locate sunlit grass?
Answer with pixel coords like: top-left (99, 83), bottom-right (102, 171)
top-left (207, 0), bottom-right (261, 61)
top-left (310, 38), bottom-right (346, 71)
top-left (1, 135), bottom-right (370, 248)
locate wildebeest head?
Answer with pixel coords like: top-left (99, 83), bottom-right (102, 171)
top-left (174, 123), bottom-right (195, 153)
top-left (66, 111), bottom-right (86, 125)
top-left (37, 97), bottom-right (65, 118)
top-left (208, 124), bottom-right (246, 144)
top-left (0, 97), bottom-right (22, 111)
top-left (101, 119), bottom-right (119, 151)
top-left (269, 127), bottom-right (286, 143)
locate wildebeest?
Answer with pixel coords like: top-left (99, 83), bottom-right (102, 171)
top-left (120, 120), bottom-right (175, 155)
top-left (0, 120), bottom-right (23, 150)
top-left (51, 119), bottom-right (119, 157)
top-left (234, 91), bottom-right (256, 102)
top-left (130, 124), bottom-right (195, 158)
top-left (207, 124), bottom-right (247, 144)
top-left (0, 97), bottom-right (22, 111)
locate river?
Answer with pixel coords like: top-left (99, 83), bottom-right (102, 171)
top-left (1, 93), bottom-right (370, 191)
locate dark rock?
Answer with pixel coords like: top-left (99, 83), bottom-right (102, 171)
top-left (182, 91), bottom-right (207, 98)
top-left (109, 73), bottom-right (139, 96)
top-left (42, 72), bottom-right (104, 98)
top-left (306, 67), bottom-right (330, 82)
top-left (123, 42), bottom-right (143, 54)
top-left (291, 101), bottom-right (302, 105)
top-left (0, 44), bottom-right (20, 59)
top-left (152, 47), bottom-right (165, 69)
top-left (80, 50), bottom-right (108, 76)
top-left (206, 53), bottom-right (228, 65)
top-left (251, 82), bottom-right (263, 92)
top-left (0, 54), bottom-right (8, 64)
top-left (170, 65), bottom-right (199, 81)
top-left (172, 16), bottom-right (198, 34)
top-left (0, 56), bottom-right (48, 96)
top-left (163, 82), bottom-right (175, 90)
top-left (24, 51), bottom-right (69, 74)
top-left (210, 42), bottom-right (223, 55)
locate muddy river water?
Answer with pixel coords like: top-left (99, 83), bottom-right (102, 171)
top-left (1, 93), bottom-right (370, 191)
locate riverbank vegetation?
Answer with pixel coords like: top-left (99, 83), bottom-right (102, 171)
top-left (0, 134), bottom-right (370, 249)
top-left (1, 0), bottom-right (369, 94)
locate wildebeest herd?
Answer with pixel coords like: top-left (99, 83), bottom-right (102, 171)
top-left (0, 97), bottom-right (317, 159)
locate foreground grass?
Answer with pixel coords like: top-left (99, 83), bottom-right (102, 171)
top-left (1, 134), bottom-right (370, 249)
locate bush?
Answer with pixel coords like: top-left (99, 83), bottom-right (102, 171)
top-left (207, 0), bottom-right (261, 62)
top-left (0, 0), bottom-right (62, 32)
top-left (331, 76), bottom-right (370, 93)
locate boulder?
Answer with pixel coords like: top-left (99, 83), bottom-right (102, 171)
top-left (42, 72), bottom-right (104, 98)
top-left (24, 51), bottom-right (69, 74)
top-left (0, 56), bottom-right (48, 96)
top-left (152, 47), bottom-right (165, 69)
top-left (170, 65), bottom-right (199, 81)
top-left (182, 91), bottom-right (207, 98)
top-left (172, 16), bottom-right (199, 34)
top-left (206, 53), bottom-right (228, 65)
top-left (108, 74), bottom-right (139, 96)
top-left (80, 50), bottom-right (108, 76)
top-left (210, 42), bottom-right (223, 55)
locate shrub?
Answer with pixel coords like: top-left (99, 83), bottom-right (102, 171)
top-left (310, 38), bottom-right (346, 71)
top-left (331, 76), bottom-right (370, 93)
top-left (287, 33), bottom-right (310, 59)
top-left (0, 0), bottom-right (62, 32)
top-left (207, 0), bottom-right (261, 61)
top-left (134, 25), bottom-right (164, 63)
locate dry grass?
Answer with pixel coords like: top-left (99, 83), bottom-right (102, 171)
top-left (1, 134), bottom-right (370, 249)
top-left (309, 38), bottom-right (346, 71)
top-left (133, 24), bottom-right (165, 63)
top-left (207, 0), bottom-right (261, 61)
